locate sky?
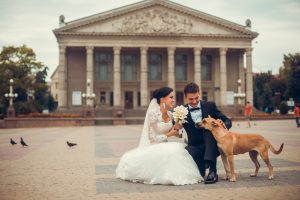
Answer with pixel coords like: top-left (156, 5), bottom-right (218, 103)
top-left (1, 0), bottom-right (300, 81)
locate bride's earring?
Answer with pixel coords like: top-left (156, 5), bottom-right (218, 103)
top-left (163, 102), bottom-right (166, 109)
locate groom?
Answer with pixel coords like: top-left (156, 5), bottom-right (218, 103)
top-left (181, 82), bottom-right (232, 184)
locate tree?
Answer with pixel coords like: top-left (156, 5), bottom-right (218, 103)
top-left (279, 52), bottom-right (300, 103)
top-left (0, 45), bottom-right (56, 116)
top-left (253, 71), bottom-right (273, 110)
top-left (269, 77), bottom-right (287, 107)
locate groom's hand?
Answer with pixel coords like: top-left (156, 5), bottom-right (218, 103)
top-left (217, 119), bottom-right (228, 130)
top-left (195, 122), bottom-right (203, 128)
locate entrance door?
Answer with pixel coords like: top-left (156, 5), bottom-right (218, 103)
top-left (176, 91), bottom-right (184, 106)
top-left (125, 91), bottom-right (133, 109)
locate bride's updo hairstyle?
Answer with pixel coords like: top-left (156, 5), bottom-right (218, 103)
top-left (152, 87), bottom-right (173, 104)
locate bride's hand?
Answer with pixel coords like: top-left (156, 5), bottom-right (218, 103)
top-left (173, 122), bottom-right (182, 130)
top-left (166, 127), bottom-right (179, 137)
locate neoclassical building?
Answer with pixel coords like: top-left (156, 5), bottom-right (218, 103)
top-left (51, 0), bottom-right (258, 110)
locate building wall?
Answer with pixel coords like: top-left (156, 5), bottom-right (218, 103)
top-left (62, 47), bottom-right (242, 109)
top-left (67, 48), bottom-right (86, 108)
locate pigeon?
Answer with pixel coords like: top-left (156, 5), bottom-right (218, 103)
top-left (10, 138), bottom-right (17, 146)
top-left (67, 141), bottom-right (77, 148)
top-left (20, 137), bottom-right (28, 147)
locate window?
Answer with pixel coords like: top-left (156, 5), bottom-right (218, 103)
top-left (121, 54), bottom-right (137, 81)
top-left (95, 53), bottom-right (112, 80)
top-left (100, 91), bottom-right (106, 105)
top-left (175, 54), bottom-right (187, 80)
top-left (148, 53), bottom-right (162, 80)
top-left (202, 91), bottom-right (208, 101)
top-left (176, 91), bottom-right (184, 106)
top-left (201, 55), bottom-right (212, 80)
top-left (137, 91), bottom-right (141, 107)
top-left (110, 92), bottom-right (113, 106)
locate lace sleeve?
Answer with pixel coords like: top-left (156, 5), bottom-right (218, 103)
top-left (148, 110), bottom-right (167, 143)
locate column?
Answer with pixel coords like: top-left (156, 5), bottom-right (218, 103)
top-left (246, 48), bottom-right (253, 104)
top-left (133, 91), bottom-right (138, 108)
top-left (219, 48), bottom-right (228, 106)
top-left (214, 56), bottom-right (221, 105)
top-left (140, 47), bottom-right (148, 107)
top-left (58, 45), bottom-right (67, 109)
top-left (113, 47), bottom-right (121, 107)
top-left (168, 47), bottom-right (176, 90)
top-left (238, 50), bottom-right (245, 97)
top-left (194, 47), bottom-right (202, 89)
top-left (86, 46), bottom-right (94, 106)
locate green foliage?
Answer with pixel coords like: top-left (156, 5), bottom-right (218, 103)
top-left (279, 101), bottom-right (289, 114)
top-left (0, 45), bottom-right (57, 116)
top-left (45, 94), bottom-right (57, 112)
top-left (14, 101), bottom-right (38, 115)
top-left (279, 52), bottom-right (300, 103)
top-left (253, 71), bottom-right (277, 110)
top-left (253, 52), bottom-right (300, 111)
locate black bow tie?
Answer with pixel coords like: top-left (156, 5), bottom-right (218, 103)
top-left (189, 107), bottom-right (200, 112)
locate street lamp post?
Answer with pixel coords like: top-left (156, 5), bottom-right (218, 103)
top-left (4, 79), bottom-right (18, 118)
top-left (82, 79), bottom-right (96, 117)
top-left (234, 78), bottom-right (246, 116)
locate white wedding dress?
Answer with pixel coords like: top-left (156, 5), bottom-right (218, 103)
top-left (116, 99), bottom-right (203, 185)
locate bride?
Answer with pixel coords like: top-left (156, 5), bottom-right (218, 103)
top-left (116, 87), bottom-right (203, 185)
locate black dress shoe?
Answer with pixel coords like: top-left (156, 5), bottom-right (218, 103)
top-left (204, 171), bottom-right (218, 184)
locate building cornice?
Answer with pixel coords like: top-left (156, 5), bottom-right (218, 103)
top-left (55, 31), bottom-right (256, 39)
top-left (53, 0), bottom-right (258, 39)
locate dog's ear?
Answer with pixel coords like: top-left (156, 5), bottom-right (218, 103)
top-left (208, 115), bottom-right (211, 118)
top-left (202, 118), bottom-right (207, 124)
top-left (211, 120), bottom-right (219, 127)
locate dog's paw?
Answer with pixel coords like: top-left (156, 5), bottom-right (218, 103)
top-left (268, 176), bottom-right (274, 180)
top-left (250, 173), bottom-right (257, 177)
top-left (222, 176), bottom-right (229, 180)
top-left (229, 177), bottom-right (236, 182)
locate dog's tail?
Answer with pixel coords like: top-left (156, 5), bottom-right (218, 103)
top-left (269, 143), bottom-right (284, 154)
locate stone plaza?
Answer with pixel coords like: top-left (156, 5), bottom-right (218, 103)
top-left (0, 119), bottom-right (299, 200)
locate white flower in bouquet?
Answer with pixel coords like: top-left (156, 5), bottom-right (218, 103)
top-left (172, 105), bottom-right (188, 125)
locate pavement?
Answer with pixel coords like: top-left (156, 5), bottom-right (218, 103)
top-left (0, 120), bottom-right (299, 200)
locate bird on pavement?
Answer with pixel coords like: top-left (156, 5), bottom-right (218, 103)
top-left (20, 137), bottom-right (28, 147)
top-left (67, 141), bottom-right (77, 148)
top-left (10, 138), bottom-right (17, 146)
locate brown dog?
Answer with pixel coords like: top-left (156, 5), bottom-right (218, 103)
top-left (201, 116), bottom-right (284, 182)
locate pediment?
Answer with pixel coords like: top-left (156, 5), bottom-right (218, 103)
top-left (54, 0), bottom-right (257, 38)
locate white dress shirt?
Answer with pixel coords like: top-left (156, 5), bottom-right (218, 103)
top-left (188, 101), bottom-right (202, 124)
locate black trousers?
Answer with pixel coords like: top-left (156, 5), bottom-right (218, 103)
top-left (203, 131), bottom-right (220, 163)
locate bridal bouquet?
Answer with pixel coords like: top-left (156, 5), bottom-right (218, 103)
top-left (172, 105), bottom-right (188, 138)
top-left (172, 105), bottom-right (188, 125)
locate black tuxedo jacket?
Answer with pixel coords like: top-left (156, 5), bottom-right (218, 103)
top-left (182, 100), bottom-right (232, 177)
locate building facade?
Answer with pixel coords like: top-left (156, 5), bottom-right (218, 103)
top-left (51, 0), bottom-right (258, 110)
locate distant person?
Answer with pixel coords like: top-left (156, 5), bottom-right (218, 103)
top-left (294, 104), bottom-right (300, 128)
top-left (244, 101), bottom-right (253, 128)
top-left (264, 107), bottom-right (269, 113)
top-left (94, 104), bottom-right (98, 112)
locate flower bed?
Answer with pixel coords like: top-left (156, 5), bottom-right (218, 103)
top-left (17, 113), bottom-right (81, 118)
top-left (251, 113), bottom-right (294, 120)
top-left (253, 113), bottom-right (293, 117)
